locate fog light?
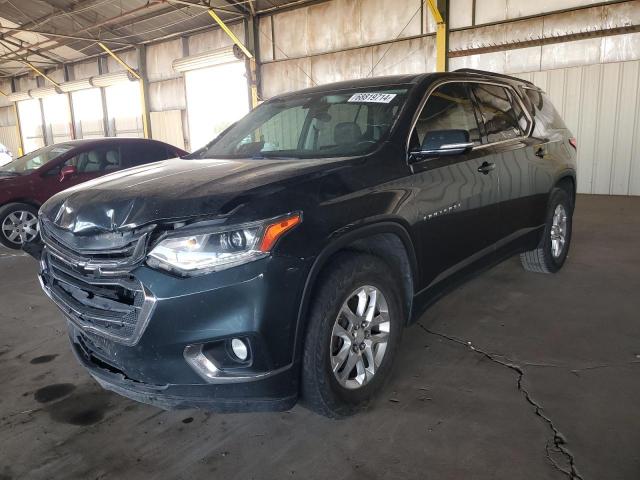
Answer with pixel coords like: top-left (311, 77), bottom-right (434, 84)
top-left (230, 338), bottom-right (248, 361)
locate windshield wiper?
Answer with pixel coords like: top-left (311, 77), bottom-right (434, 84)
top-left (254, 152), bottom-right (301, 160)
top-left (0, 171), bottom-right (20, 176)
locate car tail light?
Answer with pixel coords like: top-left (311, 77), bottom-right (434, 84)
top-left (568, 137), bottom-right (577, 150)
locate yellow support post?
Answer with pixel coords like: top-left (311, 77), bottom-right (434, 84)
top-left (13, 103), bottom-right (23, 156)
top-left (427, 0), bottom-right (447, 72)
top-left (207, 9), bottom-right (259, 109)
top-left (97, 42), bottom-right (150, 139)
top-left (0, 89), bottom-right (24, 156)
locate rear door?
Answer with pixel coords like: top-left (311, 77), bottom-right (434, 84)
top-left (470, 83), bottom-right (552, 250)
top-left (409, 81), bottom-right (502, 289)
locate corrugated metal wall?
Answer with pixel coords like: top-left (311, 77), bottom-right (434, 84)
top-left (150, 110), bottom-right (185, 150)
top-left (517, 60), bottom-right (640, 196)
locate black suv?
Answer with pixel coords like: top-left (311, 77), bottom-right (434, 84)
top-left (36, 70), bottom-right (576, 417)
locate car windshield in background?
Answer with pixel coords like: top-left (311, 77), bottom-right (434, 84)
top-left (189, 87), bottom-right (410, 160)
top-left (0, 144), bottom-right (73, 175)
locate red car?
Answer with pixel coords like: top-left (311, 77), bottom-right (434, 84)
top-left (0, 137), bottom-right (186, 249)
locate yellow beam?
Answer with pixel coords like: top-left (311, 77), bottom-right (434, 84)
top-left (426, 0), bottom-right (447, 72)
top-left (98, 42), bottom-right (141, 80)
top-left (13, 103), bottom-right (23, 156)
top-left (22, 61), bottom-right (61, 87)
top-left (207, 10), bottom-right (253, 59)
top-left (207, 9), bottom-right (259, 109)
top-left (97, 42), bottom-right (150, 139)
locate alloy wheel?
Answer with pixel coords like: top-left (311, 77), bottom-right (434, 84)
top-left (330, 285), bottom-right (391, 390)
top-left (550, 204), bottom-right (567, 258)
top-left (1, 211), bottom-right (38, 245)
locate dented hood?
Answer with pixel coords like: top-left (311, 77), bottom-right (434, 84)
top-left (40, 157), bottom-right (338, 235)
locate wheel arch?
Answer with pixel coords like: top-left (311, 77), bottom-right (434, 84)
top-left (553, 171), bottom-right (576, 208)
top-left (293, 220), bottom-right (419, 361)
top-left (0, 198), bottom-right (42, 212)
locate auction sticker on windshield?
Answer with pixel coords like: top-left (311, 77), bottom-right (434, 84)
top-left (348, 93), bottom-right (397, 103)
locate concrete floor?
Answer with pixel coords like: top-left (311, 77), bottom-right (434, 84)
top-left (1, 194), bottom-right (639, 480)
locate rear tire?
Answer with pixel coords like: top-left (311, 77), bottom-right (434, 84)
top-left (520, 188), bottom-right (573, 273)
top-left (0, 203), bottom-right (39, 250)
top-left (301, 252), bottom-right (405, 418)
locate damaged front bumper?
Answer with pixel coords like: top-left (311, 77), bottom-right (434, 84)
top-left (70, 324), bottom-right (298, 412)
top-left (39, 243), bottom-right (309, 412)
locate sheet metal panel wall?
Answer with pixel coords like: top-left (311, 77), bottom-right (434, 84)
top-left (518, 60), bottom-right (640, 196)
top-left (151, 110), bottom-right (185, 150)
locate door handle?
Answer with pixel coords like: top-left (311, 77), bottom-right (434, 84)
top-left (477, 161), bottom-right (495, 175)
top-left (535, 147), bottom-right (546, 158)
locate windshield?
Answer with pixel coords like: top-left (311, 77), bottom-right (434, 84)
top-left (188, 86), bottom-right (410, 160)
top-left (0, 144), bottom-right (73, 175)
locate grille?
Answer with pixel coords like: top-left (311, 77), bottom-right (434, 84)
top-left (39, 222), bottom-right (156, 346)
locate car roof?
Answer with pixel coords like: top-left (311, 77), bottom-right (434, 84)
top-left (274, 73), bottom-right (432, 98)
top-left (270, 70), bottom-right (536, 101)
top-left (55, 137), bottom-right (166, 148)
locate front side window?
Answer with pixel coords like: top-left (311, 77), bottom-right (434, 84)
top-left (62, 145), bottom-right (122, 174)
top-left (471, 84), bottom-right (523, 143)
top-left (0, 144), bottom-right (73, 175)
top-left (188, 87), bottom-right (410, 160)
top-left (410, 82), bottom-right (482, 151)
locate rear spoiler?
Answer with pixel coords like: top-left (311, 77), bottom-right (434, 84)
top-left (454, 68), bottom-right (539, 89)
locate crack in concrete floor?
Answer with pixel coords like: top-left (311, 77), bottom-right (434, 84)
top-left (416, 321), bottom-right (584, 480)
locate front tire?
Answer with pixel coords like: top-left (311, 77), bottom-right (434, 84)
top-left (520, 188), bottom-right (573, 273)
top-left (0, 203), bottom-right (39, 250)
top-left (301, 253), bottom-right (405, 418)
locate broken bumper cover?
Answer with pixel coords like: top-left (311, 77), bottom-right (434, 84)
top-left (48, 254), bottom-right (309, 413)
top-left (71, 333), bottom-right (298, 412)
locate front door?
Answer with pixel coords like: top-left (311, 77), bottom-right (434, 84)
top-left (38, 144), bottom-right (123, 202)
top-left (409, 81), bottom-right (502, 291)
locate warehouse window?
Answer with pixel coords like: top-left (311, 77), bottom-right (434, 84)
top-left (72, 88), bottom-right (105, 139)
top-left (184, 61), bottom-right (250, 151)
top-left (17, 99), bottom-right (45, 153)
top-left (42, 94), bottom-right (73, 144)
top-left (105, 82), bottom-right (143, 138)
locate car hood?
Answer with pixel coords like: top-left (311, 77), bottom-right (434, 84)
top-left (40, 156), bottom-right (351, 235)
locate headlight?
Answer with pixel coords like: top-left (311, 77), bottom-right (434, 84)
top-left (147, 213), bottom-right (301, 275)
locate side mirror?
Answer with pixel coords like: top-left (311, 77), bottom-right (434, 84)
top-left (59, 165), bottom-right (77, 182)
top-left (410, 129), bottom-right (474, 161)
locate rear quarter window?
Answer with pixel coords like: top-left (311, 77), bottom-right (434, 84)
top-left (522, 88), bottom-right (567, 137)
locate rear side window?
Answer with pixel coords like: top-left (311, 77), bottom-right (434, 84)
top-left (123, 142), bottom-right (173, 167)
top-left (522, 88), bottom-right (567, 137)
top-left (471, 84), bottom-right (523, 143)
top-left (411, 82), bottom-right (482, 150)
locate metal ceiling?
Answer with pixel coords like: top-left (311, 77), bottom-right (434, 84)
top-left (0, 0), bottom-right (311, 76)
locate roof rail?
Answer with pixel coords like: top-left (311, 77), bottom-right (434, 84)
top-left (453, 68), bottom-right (538, 88)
